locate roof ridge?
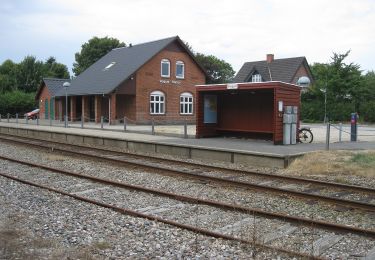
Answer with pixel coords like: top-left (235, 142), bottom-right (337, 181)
top-left (43, 77), bottom-right (70, 80)
top-left (113, 36), bottom-right (178, 51)
top-left (245, 56), bottom-right (305, 64)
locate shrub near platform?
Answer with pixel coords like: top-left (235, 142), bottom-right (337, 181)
top-left (0, 91), bottom-right (36, 116)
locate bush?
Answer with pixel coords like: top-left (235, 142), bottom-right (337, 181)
top-left (0, 91), bottom-right (36, 116)
top-left (361, 101), bottom-right (375, 122)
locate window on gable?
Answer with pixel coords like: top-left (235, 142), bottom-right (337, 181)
top-left (161, 59), bottom-right (170, 78)
top-left (176, 61), bottom-right (185, 79)
top-left (150, 91), bottom-right (165, 114)
top-left (251, 73), bottom-right (262, 82)
top-left (180, 92), bottom-right (193, 115)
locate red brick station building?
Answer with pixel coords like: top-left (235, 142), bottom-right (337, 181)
top-left (36, 36), bottom-right (206, 124)
top-left (36, 36), bottom-right (312, 142)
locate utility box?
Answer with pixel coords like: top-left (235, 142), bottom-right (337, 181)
top-left (283, 106), bottom-right (292, 145)
top-left (283, 106), bottom-right (297, 145)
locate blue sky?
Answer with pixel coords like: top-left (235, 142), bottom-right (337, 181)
top-left (1, 0), bottom-right (374, 75)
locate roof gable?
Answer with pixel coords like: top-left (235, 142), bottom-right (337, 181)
top-left (36, 78), bottom-right (70, 100)
top-left (56, 36), bottom-right (205, 97)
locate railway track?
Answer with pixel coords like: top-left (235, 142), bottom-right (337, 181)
top-left (1, 156), bottom-right (374, 259)
top-left (0, 133), bottom-right (374, 214)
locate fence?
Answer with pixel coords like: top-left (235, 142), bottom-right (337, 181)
top-left (322, 122), bottom-right (375, 150)
top-left (0, 113), bottom-right (194, 139)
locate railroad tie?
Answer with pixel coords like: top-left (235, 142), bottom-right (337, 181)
top-left (136, 203), bottom-right (185, 214)
top-left (214, 217), bottom-right (260, 234)
top-left (304, 234), bottom-right (343, 256)
top-left (262, 224), bottom-right (298, 244)
top-left (71, 187), bottom-right (110, 195)
top-left (362, 246), bottom-right (375, 260)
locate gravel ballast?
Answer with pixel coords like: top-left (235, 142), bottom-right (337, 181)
top-left (1, 140), bottom-right (374, 258)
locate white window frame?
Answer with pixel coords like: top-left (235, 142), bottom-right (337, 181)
top-left (176, 61), bottom-right (185, 79)
top-left (161, 59), bottom-right (170, 78)
top-left (251, 73), bottom-right (262, 82)
top-left (150, 91), bottom-right (165, 115)
top-left (180, 92), bottom-right (193, 115)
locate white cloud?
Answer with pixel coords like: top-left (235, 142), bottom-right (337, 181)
top-left (0, 0), bottom-right (374, 73)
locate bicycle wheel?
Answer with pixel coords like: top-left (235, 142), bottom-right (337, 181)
top-left (298, 128), bottom-right (313, 143)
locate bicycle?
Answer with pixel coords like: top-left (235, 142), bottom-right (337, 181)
top-left (298, 127), bottom-right (313, 143)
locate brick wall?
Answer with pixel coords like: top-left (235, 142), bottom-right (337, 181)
top-left (38, 84), bottom-right (51, 119)
top-left (292, 64), bottom-right (310, 84)
top-left (134, 46), bottom-right (206, 124)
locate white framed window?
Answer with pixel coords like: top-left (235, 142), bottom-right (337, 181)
top-left (150, 91), bottom-right (165, 114)
top-left (176, 61), bottom-right (185, 79)
top-left (180, 92), bottom-right (193, 115)
top-left (251, 73), bottom-right (262, 82)
top-left (161, 59), bottom-right (170, 78)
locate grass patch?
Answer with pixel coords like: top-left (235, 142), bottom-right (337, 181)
top-left (350, 153), bottom-right (375, 167)
top-left (285, 150), bottom-right (375, 178)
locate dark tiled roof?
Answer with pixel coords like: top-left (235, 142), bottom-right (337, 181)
top-left (36, 78), bottom-right (70, 100)
top-left (55, 36), bottom-right (198, 97)
top-left (234, 57), bottom-right (307, 83)
top-left (43, 78), bottom-right (70, 96)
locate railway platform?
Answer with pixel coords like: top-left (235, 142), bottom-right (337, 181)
top-left (0, 122), bottom-right (374, 168)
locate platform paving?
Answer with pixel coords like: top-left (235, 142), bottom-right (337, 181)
top-left (1, 122), bottom-right (374, 157)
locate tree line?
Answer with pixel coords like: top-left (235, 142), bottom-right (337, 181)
top-left (0, 36), bottom-right (374, 122)
top-left (302, 51), bottom-right (375, 122)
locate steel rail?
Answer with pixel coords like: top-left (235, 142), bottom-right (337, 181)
top-left (0, 133), bottom-right (374, 195)
top-left (0, 172), bottom-right (321, 260)
top-left (0, 136), bottom-right (374, 212)
top-left (0, 157), bottom-right (374, 239)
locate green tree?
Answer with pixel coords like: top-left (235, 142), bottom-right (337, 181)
top-left (16, 56), bottom-right (45, 93)
top-left (73, 36), bottom-right (126, 76)
top-left (0, 60), bottom-right (18, 92)
top-left (44, 57), bottom-right (70, 79)
top-left (0, 90), bottom-right (36, 115)
top-left (302, 51), bottom-right (364, 122)
top-left (360, 71), bottom-right (375, 122)
top-left (195, 53), bottom-right (235, 84)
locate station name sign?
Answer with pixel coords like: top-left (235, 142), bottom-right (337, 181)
top-left (160, 79), bottom-right (181, 85)
top-left (226, 83), bottom-right (238, 89)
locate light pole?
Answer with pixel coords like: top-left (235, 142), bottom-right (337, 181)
top-left (63, 82), bottom-right (70, 127)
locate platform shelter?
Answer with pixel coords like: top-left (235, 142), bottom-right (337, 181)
top-left (195, 81), bottom-right (301, 144)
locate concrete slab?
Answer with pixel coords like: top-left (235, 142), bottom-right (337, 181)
top-left (304, 234), bottom-right (343, 256)
top-left (51, 132), bottom-right (67, 142)
top-left (156, 144), bottom-right (190, 158)
top-left (191, 148), bottom-right (232, 163)
top-left (136, 203), bottom-right (185, 214)
top-left (66, 134), bottom-right (84, 145)
top-left (263, 224), bottom-right (298, 244)
top-left (362, 246), bottom-right (375, 260)
top-left (214, 217), bottom-right (260, 234)
top-left (103, 138), bottom-right (128, 150)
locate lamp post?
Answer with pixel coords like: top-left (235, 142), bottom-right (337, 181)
top-left (63, 82), bottom-right (70, 128)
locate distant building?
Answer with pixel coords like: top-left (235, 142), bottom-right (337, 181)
top-left (35, 78), bottom-right (70, 120)
top-left (37, 36), bottom-right (206, 123)
top-left (233, 54), bottom-right (313, 89)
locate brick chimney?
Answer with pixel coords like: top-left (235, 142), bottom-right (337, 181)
top-left (266, 54), bottom-right (274, 63)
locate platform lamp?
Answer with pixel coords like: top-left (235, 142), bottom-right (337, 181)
top-left (63, 82), bottom-right (70, 128)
